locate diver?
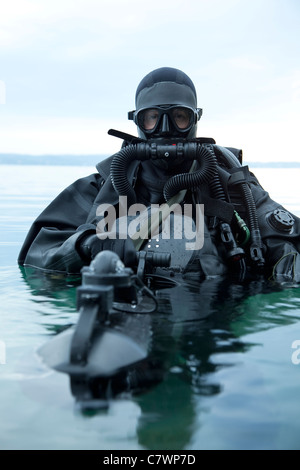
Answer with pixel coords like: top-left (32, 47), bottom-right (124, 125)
top-left (18, 67), bottom-right (300, 283)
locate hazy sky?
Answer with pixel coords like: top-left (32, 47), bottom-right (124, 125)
top-left (0, 0), bottom-right (300, 161)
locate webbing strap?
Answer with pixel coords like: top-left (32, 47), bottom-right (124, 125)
top-left (201, 196), bottom-right (235, 224)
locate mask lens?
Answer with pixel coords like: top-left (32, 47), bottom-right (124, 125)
top-left (138, 108), bottom-right (160, 130)
top-left (136, 106), bottom-right (196, 134)
top-left (171, 107), bottom-right (193, 130)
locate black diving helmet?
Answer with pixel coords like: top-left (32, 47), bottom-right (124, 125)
top-left (128, 67), bottom-right (202, 141)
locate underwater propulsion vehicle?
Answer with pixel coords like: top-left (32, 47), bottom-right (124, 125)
top-left (38, 249), bottom-right (174, 408)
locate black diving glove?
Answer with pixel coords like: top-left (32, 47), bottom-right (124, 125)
top-left (78, 233), bottom-right (137, 267)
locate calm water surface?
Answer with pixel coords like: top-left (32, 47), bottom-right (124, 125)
top-left (1, 164), bottom-right (300, 450)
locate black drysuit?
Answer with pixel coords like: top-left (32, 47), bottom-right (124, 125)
top-left (18, 146), bottom-right (300, 282)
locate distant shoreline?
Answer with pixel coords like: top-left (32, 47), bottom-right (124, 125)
top-left (0, 154), bottom-right (107, 166)
top-left (0, 154), bottom-right (299, 168)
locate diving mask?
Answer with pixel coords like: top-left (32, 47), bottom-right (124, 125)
top-left (129, 105), bottom-right (202, 137)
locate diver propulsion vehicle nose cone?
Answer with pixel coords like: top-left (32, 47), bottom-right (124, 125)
top-left (38, 314), bottom-right (150, 378)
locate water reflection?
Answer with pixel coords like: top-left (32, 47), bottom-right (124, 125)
top-left (135, 280), bottom-right (300, 449)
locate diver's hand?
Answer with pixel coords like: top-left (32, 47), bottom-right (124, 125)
top-left (78, 234), bottom-right (137, 266)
